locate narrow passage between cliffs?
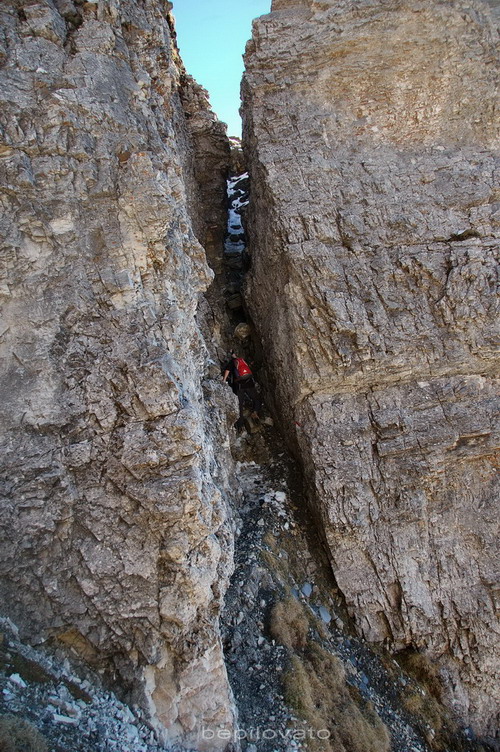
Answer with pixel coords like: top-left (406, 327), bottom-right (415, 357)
top-left (217, 169), bottom-right (439, 752)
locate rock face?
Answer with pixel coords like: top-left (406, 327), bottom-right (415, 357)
top-left (242, 0), bottom-right (499, 743)
top-left (0, 1), bottom-right (235, 748)
top-left (179, 71), bottom-right (230, 276)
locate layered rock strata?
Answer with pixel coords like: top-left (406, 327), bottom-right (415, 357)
top-left (243, 0), bottom-right (500, 743)
top-left (0, 1), bottom-right (235, 748)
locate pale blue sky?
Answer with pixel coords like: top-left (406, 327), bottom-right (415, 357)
top-left (172, 0), bottom-right (271, 137)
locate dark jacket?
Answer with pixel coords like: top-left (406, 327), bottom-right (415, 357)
top-left (223, 358), bottom-right (254, 390)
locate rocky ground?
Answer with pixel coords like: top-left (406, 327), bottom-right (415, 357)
top-left (0, 619), bottom-right (169, 752)
top-left (0, 404), bottom-right (488, 752)
top-left (221, 422), bottom-right (434, 752)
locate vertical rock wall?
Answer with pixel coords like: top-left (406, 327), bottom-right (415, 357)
top-left (0, 1), bottom-right (235, 748)
top-left (243, 0), bottom-right (499, 743)
top-left (179, 71), bottom-right (230, 276)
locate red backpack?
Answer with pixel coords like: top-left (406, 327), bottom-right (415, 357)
top-left (234, 357), bottom-right (252, 380)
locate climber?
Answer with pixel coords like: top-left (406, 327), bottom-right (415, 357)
top-left (222, 351), bottom-right (261, 425)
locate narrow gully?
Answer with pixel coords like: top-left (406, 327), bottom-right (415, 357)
top-left (218, 172), bottom-right (437, 752)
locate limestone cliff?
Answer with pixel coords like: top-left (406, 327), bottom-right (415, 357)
top-left (242, 0), bottom-right (499, 744)
top-left (0, 0), bottom-right (235, 748)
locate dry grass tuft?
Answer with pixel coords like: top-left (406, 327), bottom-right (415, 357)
top-left (401, 686), bottom-right (488, 752)
top-left (402, 686), bottom-right (444, 732)
top-left (260, 549), bottom-right (286, 580)
top-left (283, 643), bottom-right (391, 752)
top-left (396, 650), bottom-right (488, 752)
top-left (270, 598), bottom-right (310, 650)
top-left (262, 531), bottom-right (278, 549)
top-left (396, 648), bottom-right (443, 700)
top-left (0, 714), bottom-right (48, 752)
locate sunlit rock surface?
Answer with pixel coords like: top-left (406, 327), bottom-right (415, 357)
top-left (242, 0), bottom-right (499, 743)
top-left (0, 1), bottom-right (235, 748)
